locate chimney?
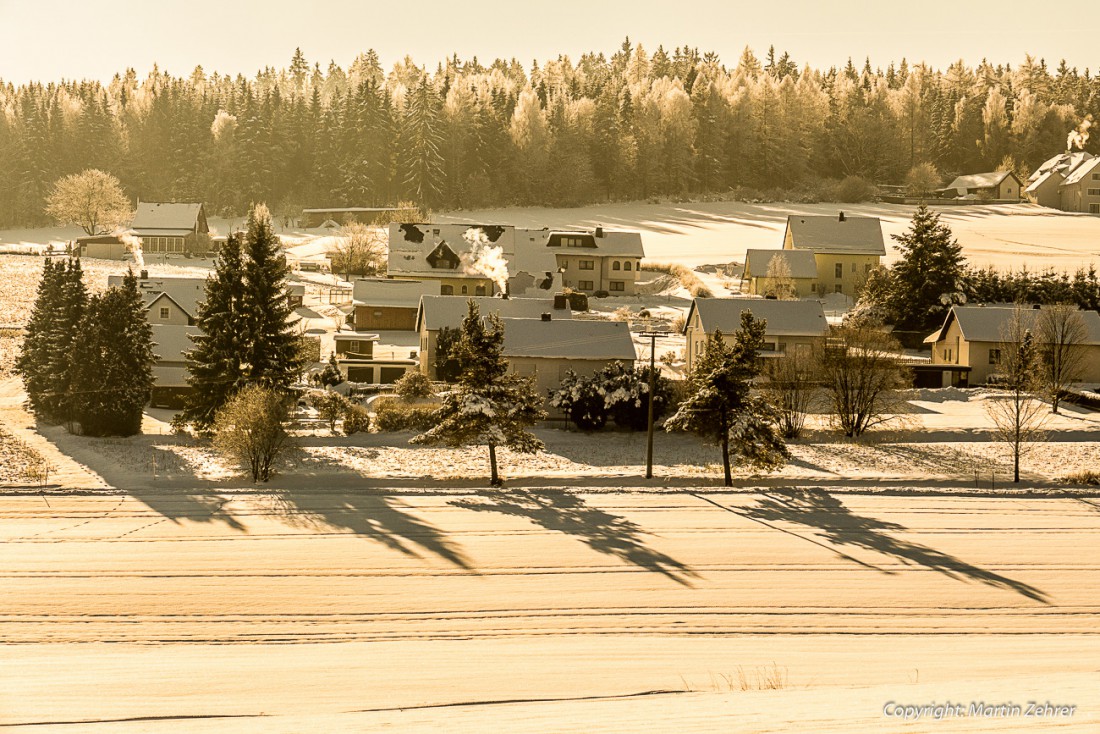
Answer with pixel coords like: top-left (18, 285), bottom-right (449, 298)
top-left (595, 226), bottom-right (605, 238)
top-left (139, 269), bottom-right (148, 280)
top-left (541, 313), bottom-right (552, 322)
top-left (838, 211), bottom-right (846, 222)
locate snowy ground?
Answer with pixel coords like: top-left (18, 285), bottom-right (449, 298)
top-left (1, 490), bottom-right (1096, 731)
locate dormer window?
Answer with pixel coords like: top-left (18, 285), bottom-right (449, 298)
top-left (426, 242), bottom-right (460, 270)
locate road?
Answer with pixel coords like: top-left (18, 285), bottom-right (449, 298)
top-left (1, 489), bottom-right (1098, 732)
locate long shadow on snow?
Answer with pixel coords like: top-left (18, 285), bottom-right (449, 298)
top-left (736, 489), bottom-right (1049, 604)
top-left (452, 489), bottom-right (697, 586)
top-left (272, 489), bottom-right (474, 571)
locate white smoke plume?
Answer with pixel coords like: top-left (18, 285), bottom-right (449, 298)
top-left (1067, 115), bottom-right (1093, 151)
top-left (462, 227), bottom-right (509, 295)
top-left (118, 232), bottom-right (144, 269)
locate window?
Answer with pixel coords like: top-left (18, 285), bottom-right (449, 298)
top-left (578, 280), bottom-right (594, 291)
top-left (373, 311), bottom-right (383, 318)
top-left (834, 263), bottom-right (843, 278)
top-left (1087, 189), bottom-right (1100, 196)
top-left (440, 285), bottom-right (454, 295)
top-left (865, 264), bottom-right (872, 273)
top-left (159, 307), bottom-right (170, 320)
top-left (612, 261), bottom-right (621, 271)
top-left (610, 281), bottom-right (625, 292)
top-left (944, 348), bottom-right (953, 362)
top-left (475, 285), bottom-right (486, 296)
top-left (810, 283), bottom-right (817, 293)
top-left (834, 284), bottom-right (842, 294)
top-left (563, 236), bottom-right (585, 247)
top-left (560, 260), bottom-right (568, 269)
top-left (851, 262), bottom-right (857, 273)
top-left (1093, 173), bottom-right (1100, 180)
top-left (624, 261), bottom-right (632, 271)
top-left (762, 341), bottom-right (776, 352)
top-left (579, 260), bottom-right (594, 270)
top-left (460, 285), bottom-right (468, 295)
top-left (1091, 204), bottom-right (1100, 214)
top-left (989, 349), bottom-right (1001, 365)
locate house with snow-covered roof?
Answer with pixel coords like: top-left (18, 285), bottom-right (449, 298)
top-left (742, 249), bottom-right (819, 298)
top-left (130, 202), bottom-right (210, 255)
top-left (782, 212), bottom-right (885, 297)
top-left (682, 297), bottom-right (828, 372)
top-left (107, 273), bottom-right (209, 326)
top-left (940, 171), bottom-right (1022, 200)
top-left (1025, 151), bottom-right (1100, 212)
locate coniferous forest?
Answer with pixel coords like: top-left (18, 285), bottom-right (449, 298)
top-left (2, 41), bottom-right (1098, 227)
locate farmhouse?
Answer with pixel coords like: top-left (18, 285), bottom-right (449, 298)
top-left (782, 213), bottom-right (885, 297)
top-left (940, 171), bottom-right (1022, 200)
top-left (742, 249), bottom-right (819, 298)
top-left (499, 316), bottom-right (637, 399)
top-left (1025, 151), bottom-right (1100, 212)
top-left (130, 202), bottom-right (210, 255)
top-left (414, 295), bottom-right (571, 379)
top-left (925, 304), bottom-right (1100, 386)
top-left (683, 297), bottom-right (828, 373)
top-left (351, 278), bottom-right (440, 331)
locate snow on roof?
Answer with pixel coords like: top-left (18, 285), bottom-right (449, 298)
top-left (930, 305), bottom-right (1100, 345)
top-left (744, 249), bottom-right (818, 280)
top-left (785, 215), bottom-right (885, 256)
top-left (1025, 170), bottom-right (1063, 193)
top-left (131, 202), bottom-right (205, 234)
top-left (1030, 151), bottom-right (1095, 182)
top-left (108, 274), bottom-right (209, 319)
top-left (352, 278), bottom-right (440, 308)
top-left (685, 297), bottom-right (829, 337)
top-left (545, 229), bottom-right (646, 257)
top-left (499, 317), bottom-right (636, 361)
top-left (150, 324), bottom-right (201, 363)
top-left (1060, 156), bottom-right (1100, 187)
top-left (943, 171), bottom-right (1014, 190)
top-left (416, 295), bottom-right (571, 332)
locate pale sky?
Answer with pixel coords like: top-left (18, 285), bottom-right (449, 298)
top-left (1, 0), bottom-right (1095, 85)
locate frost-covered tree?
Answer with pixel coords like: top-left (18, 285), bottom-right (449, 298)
top-left (45, 169), bottom-right (131, 236)
top-left (549, 369), bottom-right (609, 431)
top-left (764, 254), bottom-right (796, 300)
top-left (985, 309), bottom-right (1049, 482)
top-left (1034, 303), bottom-right (1088, 414)
top-left (888, 204), bottom-right (967, 331)
top-left (331, 222), bottom-right (386, 282)
top-left (213, 384), bottom-right (292, 483)
top-left (412, 301), bottom-right (546, 486)
top-left (665, 312), bottom-right (768, 486)
top-left (726, 395), bottom-right (790, 473)
top-left (819, 321), bottom-right (910, 437)
top-left (904, 162), bottom-right (941, 199)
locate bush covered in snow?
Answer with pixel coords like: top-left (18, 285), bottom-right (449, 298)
top-left (549, 362), bottom-right (673, 432)
top-left (374, 399), bottom-right (438, 432)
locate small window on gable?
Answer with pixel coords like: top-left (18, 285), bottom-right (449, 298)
top-left (159, 307), bottom-right (170, 320)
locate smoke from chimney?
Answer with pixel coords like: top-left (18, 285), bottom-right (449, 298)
top-left (1067, 115), bottom-right (1093, 151)
top-left (119, 232), bottom-right (145, 268)
top-left (462, 226), bottom-right (510, 295)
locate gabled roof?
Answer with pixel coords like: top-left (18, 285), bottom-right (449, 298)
top-left (131, 202), bottom-right (206, 234)
top-left (499, 317), bottom-right (636, 361)
top-left (352, 278), bottom-right (440, 308)
top-left (1030, 151), bottom-right (1095, 182)
top-left (684, 297), bottom-right (829, 337)
top-left (107, 274), bottom-right (209, 319)
top-left (943, 171), bottom-right (1017, 191)
top-left (416, 295), bottom-right (572, 332)
top-left (1060, 156), bottom-right (1100, 187)
top-left (1025, 170), bottom-right (1063, 194)
top-left (744, 249), bottom-right (818, 280)
top-left (784, 214), bottom-right (886, 256)
top-left (927, 305), bottom-right (1100, 345)
top-left (545, 229), bottom-right (646, 257)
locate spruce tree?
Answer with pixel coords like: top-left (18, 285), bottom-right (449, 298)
top-left (412, 301), bottom-right (545, 486)
top-left (889, 203), bottom-right (967, 332)
top-left (240, 203), bottom-right (303, 390)
top-left (177, 233), bottom-right (248, 431)
top-left (15, 259), bottom-right (60, 419)
top-left (68, 271), bottom-right (155, 436)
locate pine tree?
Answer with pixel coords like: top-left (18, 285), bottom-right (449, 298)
top-left (15, 259), bottom-right (61, 419)
top-left (665, 311), bottom-right (771, 486)
top-left (888, 204), bottom-right (967, 332)
top-left (399, 77), bottom-right (444, 205)
top-left (240, 203), bottom-right (303, 390)
top-left (68, 271), bottom-right (155, 436)
top-left (412, 301), bottom-right (546, 486)
top-left (177, 233), bottom-right (248, 431)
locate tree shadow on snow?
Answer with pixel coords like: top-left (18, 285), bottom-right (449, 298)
top-left (125, 488), bottom-right (246, 532)
top-left (739, 490), bottom-right (1049, 604)
top-left (271, 489), bottom-right (474, 571)
top-left (452, 489), bottom-right (698, 586)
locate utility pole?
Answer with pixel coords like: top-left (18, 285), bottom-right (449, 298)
top-left (639, 327), bottom-right (667, 479)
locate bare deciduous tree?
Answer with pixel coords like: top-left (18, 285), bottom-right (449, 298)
top-left (986, 308), bottom-right (1049, 483)
top-left (331, 222), bottom-right (386, 282)
top-left (46, 169), bottom-right (132, 236)
top-left (760, 346), bottom-right (819, 439)
top-left (213, 385), bottom-right (293, 482)
top-left (819, 322), bottom-right (910, 437)
top-left (1035, 303), bottom-right (1088, 414)
top-left (764, 254), bottom-right (796, 300)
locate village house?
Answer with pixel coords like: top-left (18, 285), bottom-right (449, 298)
top-left (940, 171), bottom-right (1023, 200)
top-left (1025, 151), bottom-right (1100, 213)
top-left (925, 304), bottom-right (1100, 386)
top-left (742, 249), bottom-right (819, 298)
top-left (544, 227), bottom-right (645, 295)
top-left (782, 212), bottom-right (886, 297)
top-left (414, 295), bottom-right (572, 380)
top-left (498, 316), bottom-right (637, 400)
top-left (107, 273), bottom-right (207, 326)
top-left (302, 206), bottom-right (405, 228)
top-left (351, 278), bottom-right (440, 331)
top-left (147, 324), bottom-right (201, 409)
top-left (331, 331), bottom-right (417, 384)
top-left (130, 202), bottom-right (211, 255)
top-left (682, 297), bottom-right (829, 373)
top-left (74, 234), bottom-right (130, 260)
top-left (390, 223), bottom-right (520, 296)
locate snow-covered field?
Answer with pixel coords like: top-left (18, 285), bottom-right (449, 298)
top-left (1, 490), bottom-right (1096, 731)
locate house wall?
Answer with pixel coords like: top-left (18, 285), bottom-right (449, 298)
top-left (334, 339), bottom-right (375, 359)
top-left (80, 242), bottom-right (128, 260)
top-left (508, 357), bottom-right (635, 407)
top-left (556, 253), bottom-right (641, 295)
top-left (147, 296), bottom-right (192, 326)
top-left (808, 253), bottom-right (880, 297)
top-left (684, 311), bottom-right (824, 372)
top-left (996, 178), bottom-right (1020, 200)
top-left (1060, 176), bottom-right (1100, 213)
top-left (1027, 176), bottom-right (1062, 208)
top-left (929, 317), bottom-right (970, 372)
top-left (391, 274), bottom-right (494, 296)
top-left (747, 276), bottom-right (817, 298)
top-left (353, 305), bottom-right (419, 331)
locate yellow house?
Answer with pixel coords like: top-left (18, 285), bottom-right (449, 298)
top-left (107, 273), bottom-right (207, 325)
top-left (782, 212), bottom-right (885, 298)
top-left (544, 227), bottom-right (645, 295)
top-left (683, 297), bottom-right (828, 373)
top-left (742, 249), bottom-right (818, 298)
top-left (925, 304), bottom-right (1100, 385)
